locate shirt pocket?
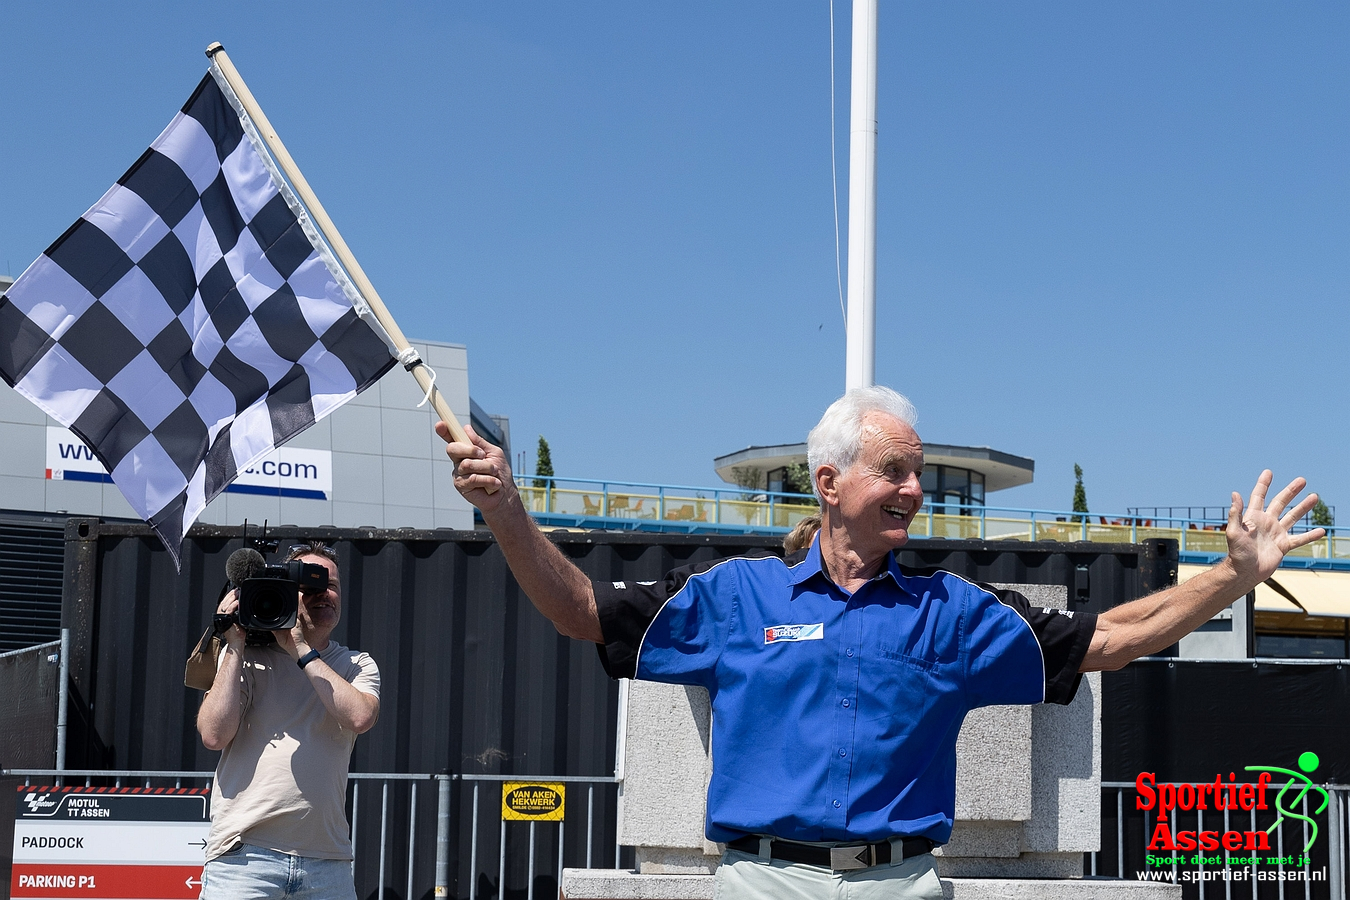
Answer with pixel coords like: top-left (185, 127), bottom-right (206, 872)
top-left (877, 645), bottom-right (937, 669)
top-left (862, 650), bottom-right (939, 731)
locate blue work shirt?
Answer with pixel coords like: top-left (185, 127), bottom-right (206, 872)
top-left (594, 540), bottom-right (1095, 845)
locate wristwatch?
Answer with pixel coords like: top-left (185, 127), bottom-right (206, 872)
top-left (297, 648), bottom-right (322, 669)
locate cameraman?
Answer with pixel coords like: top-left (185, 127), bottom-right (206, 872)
top-left (197, 541), bottom-right (379, 900)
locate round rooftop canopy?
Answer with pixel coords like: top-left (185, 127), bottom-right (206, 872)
top-left (713, 442), bottom-right (1034, 494)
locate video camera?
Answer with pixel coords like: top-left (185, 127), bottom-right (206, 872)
top-left (215, 532), bottom-right (329, 643)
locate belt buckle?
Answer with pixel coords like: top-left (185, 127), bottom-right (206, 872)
top-left (829, 844), bottom-right (872, 871)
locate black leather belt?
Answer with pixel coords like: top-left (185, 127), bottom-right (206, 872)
top-left (727, 835), bottom-right (934, 871)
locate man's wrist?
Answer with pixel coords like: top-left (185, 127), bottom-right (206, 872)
top-left (1215, 555), bottom-right (1256, 593)
top-left (297, 647), bottom-right (322, 670)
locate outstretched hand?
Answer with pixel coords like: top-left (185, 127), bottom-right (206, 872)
top-left (436, 421), bottom-right (516, 516)
top-left (1224, 471), bottom-right (1325, 586)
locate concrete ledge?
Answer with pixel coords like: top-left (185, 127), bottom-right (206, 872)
top-left (561, 869), bottom-right (714, 899)
top-left (635, 848), bottom-right (719, 875)
top-left (938, 852), bottom-right (1087, 879)
top-left (561, 870), bottom-right (1182, 900)
top-left (944, 878), bottom-right (1181, 899)
top-left (937, 821), bottom-right (1024, 858)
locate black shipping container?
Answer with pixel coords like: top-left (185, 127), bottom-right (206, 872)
top-left (44, 520), bottom-right (1177, 898)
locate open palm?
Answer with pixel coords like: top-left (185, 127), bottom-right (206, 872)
top-left (1225, 471), bottom-right (1324, 584)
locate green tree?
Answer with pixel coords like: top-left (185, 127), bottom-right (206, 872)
top-left (783, 462), bottom-right (814, 497)
top-left (729, 466), bottom-right (763, 495)
top-left (533, 435), bottom-right (554, 489)
top-left (1072, 464), bottom-right (1088, 523)
top-left (1312, 499), bottom-right (1334, 528)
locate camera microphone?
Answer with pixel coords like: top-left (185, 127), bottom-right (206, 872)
top-left (226, 547), bottom-right (266, 587)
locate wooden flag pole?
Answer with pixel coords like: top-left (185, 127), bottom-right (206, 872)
top-left (205, 43), bottom-right (472, 450)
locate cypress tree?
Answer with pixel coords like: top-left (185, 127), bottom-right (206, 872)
top-left (533, 436), bottom-right (554, 489)
top-left (1072, 464), bottom-right (1088, 523)
top-left (1312, 498), bottom-right (1334, 528)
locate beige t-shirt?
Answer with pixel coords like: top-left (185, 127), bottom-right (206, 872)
top-left (206, 641), bottom-right (380, 861)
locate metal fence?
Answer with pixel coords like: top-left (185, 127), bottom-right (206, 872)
top-left (3, 768), bottom-right (622, 900)
top-left (20, 770), bottom-right (1346, 899)
top-left (1093, 780), bottom-right (1349, 899)
top-left (514, 474), bottom-right (1349, 562)
top-left (460, 773), bottom-right (621, 900)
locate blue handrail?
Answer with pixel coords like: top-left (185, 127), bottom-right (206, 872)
top-left (511, 474), bottom-right (1340, 539)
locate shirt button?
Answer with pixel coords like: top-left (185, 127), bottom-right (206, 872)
top-left (841, 698), bottom-right (850, 708)
top-left (846, 648), bottom-right (854, 657)
top-left (833, 800), bottom-right (841, 808)
top-left (839, 749), bottom-right (847, 757)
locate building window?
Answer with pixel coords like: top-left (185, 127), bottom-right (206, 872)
top-left (921, 466), bottom-right (985, 515)
top-left (1254, 611), bottom-right (1349, 659)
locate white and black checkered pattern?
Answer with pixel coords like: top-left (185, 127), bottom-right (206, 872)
top-left (0, 67), bottom-right (397, 565)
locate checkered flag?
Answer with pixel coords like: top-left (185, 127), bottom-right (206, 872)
top-left (0, 66), bottom-right (398, 566)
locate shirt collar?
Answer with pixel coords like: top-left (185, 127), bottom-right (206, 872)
top-left (881, 550), bottom-right (905, 585)
top-left (787, 538), bottom-right (903, 589)
top-left (787, 538), bottom-right (827, 585)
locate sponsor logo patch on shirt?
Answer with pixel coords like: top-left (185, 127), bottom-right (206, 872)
top-left (764, 623), bottom-right (824, 644)
top-left (1043, 607), bottom-right (1074, 618)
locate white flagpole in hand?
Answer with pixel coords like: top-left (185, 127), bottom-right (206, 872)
top-left (205, 43), bottom-right (485, 474)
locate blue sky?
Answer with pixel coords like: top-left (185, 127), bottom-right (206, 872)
top-left (3, 2), bottom-right (1345, 517)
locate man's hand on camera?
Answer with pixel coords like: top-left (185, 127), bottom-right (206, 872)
top-left (272, 617), bottom-right (310, 663)
top-left (215, 590), bottom-right (247, 651)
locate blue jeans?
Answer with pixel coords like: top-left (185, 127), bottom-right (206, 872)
top-left (200, 843), bottom-right (357, 900)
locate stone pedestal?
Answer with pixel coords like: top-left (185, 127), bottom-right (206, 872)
top-left (615, 680), bottom-right (720, 875)
top-left (561, 870), bottom-right (1182, 899)
top-left (560, 584), bottom-right (1179, 899)
top-left (935, 584), bottom-right (1101, 880)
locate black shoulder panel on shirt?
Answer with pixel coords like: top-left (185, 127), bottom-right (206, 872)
top-left (593, 552), bottom-right (778, 680)
top-left (979, 582), bottom-right (1097, 705)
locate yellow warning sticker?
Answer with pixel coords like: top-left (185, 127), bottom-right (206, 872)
top-left (501, 782), bottom-right (565, 821)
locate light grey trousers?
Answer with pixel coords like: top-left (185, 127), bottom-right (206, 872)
top-left (714, 846), bottom-right (944, 900)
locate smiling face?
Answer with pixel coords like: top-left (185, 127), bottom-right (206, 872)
top-left (296, 554), bottom-right (341, 643)
top-left (820, 411), bottom-right (925, 563)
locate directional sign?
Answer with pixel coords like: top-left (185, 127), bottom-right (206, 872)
top-left (10, 786), bottom-right (210, 900)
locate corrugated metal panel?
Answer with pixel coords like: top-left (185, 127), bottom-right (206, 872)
top-left (58, 520), bottom-right (1174, 898)
top-left (0, 512), bottom-right (67, 653)
top-left (0, 642), bottom-right (59, 768)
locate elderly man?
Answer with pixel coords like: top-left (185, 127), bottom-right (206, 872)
top-left (437, 386), bottom-right (1322, 900)
top-left (197, 541), bottom-right (380, 900)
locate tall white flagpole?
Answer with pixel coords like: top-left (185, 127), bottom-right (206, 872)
top-left (845, 0), bottom-right (878, 390)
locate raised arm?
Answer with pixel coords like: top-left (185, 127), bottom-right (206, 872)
top-left (198, 591), bottom-right (246, 750)
top-left (436, 422), bottom-right (602, 643)
top-left (1081, 471), bottom-right (1324, 672)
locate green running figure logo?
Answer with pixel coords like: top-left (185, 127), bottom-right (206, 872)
top-left (1245, 751), bottom-right (1329, 853)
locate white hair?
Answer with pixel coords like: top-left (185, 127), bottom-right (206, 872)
top-left (806, 386), bottom-right (918, 498)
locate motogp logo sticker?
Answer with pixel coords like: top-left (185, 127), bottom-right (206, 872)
top-left (23, 793), bottom-right (59, 815)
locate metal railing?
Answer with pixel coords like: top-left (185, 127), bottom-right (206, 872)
top-left (4, 768), bottom-right (621, 900)
top-left (16, 767), bottom-right (1350, 897)
top-left (516, 476), bottom-right (818, 532)
top-left (462, 774), bottom-right (622, 900)
top-left (515, 475), bottom-right (1349, 562)
top-left (1093, 780), bottom-right (1348, 899)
